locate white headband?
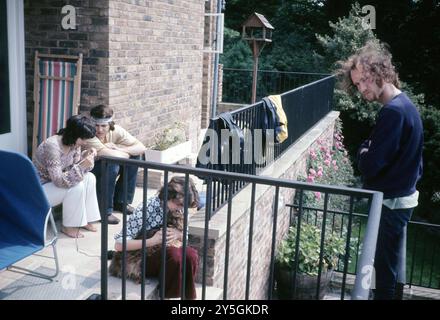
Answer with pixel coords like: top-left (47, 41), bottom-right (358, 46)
top-left (92, 116), bottom-right (113, 125)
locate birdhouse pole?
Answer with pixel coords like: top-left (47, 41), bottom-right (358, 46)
top-left (241, 13), bottom-right (274, 104)
top-left (251, 41), bottom-right (259, 104)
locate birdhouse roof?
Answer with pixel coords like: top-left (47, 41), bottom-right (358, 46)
top-left (242, 12), bottom-right (274, 30)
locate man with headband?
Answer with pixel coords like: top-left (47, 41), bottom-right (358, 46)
top-left (85, 105), bottom-right (146, 224)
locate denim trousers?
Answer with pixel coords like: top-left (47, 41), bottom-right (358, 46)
top-left (373, 205), bottom-right (413, 300)
top-left (92, 155), bottom-right (140, 216)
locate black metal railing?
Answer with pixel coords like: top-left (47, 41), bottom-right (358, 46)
top-left (407, 220), bottom-right (440, 289)
top-left (287, 203), bottom-right (440, 292)
top-left (99, 156), bottom-right (382, 300)
top-left (205, 74), bottom-right (335, 212)
top-left (221, 68), bottom-right (330, 105)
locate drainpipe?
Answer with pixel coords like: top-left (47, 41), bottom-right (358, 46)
top-left (210, 0), bottom-right (225, 117)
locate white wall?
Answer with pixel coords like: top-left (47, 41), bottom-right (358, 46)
top-left (0, 0), bottom-right (27, 154)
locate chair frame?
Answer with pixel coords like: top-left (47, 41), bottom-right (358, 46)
top-left (32, 51), bottom-right (83, 157)
top-left (6, 209), bottom-right (60, 281)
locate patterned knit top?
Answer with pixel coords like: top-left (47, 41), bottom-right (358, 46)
top-left (33, 135), bottom-right (89, 188)
top-left (114, 196), bottom-right (164, 243)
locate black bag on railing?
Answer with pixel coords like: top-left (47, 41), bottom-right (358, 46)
top-left (196, 112), bottom-right (245, 181)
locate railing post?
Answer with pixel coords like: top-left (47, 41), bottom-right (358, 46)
top-left (100, 159), bottom-right (108, 300)
top-left (352, 192), bottom-right (383, 300)
top-left (179, 174), bottom-right (190, 300)
top-left (341, 196), bottom-right (355, 300)
top-left (140, 168), bottom-right (148, 300)
top-left (245, 183), bottom-right (256, 299)
top-left (268, 186), bottom-right (280, 299)
top-left (223, 180), bottom-right (234, 300)
top-left (159, 171), bottom-right (169, 300)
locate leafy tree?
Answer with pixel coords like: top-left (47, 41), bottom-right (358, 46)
top-left (353, 0), bottom-right (440, 108)
top-left (418, 106), bottom-right (440, 223)
top-left (220, 27), bottom-right (253, 69)
top-left (224, 0), bottom-right (330, 73)
top-left (224, 0), bottom-right (280, 32)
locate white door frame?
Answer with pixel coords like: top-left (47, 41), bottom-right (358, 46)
top-left (0, 0), bottom-right (27, 154)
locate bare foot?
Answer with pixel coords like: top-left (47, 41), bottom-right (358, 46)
top-left (82, 223), bottom-right (97, 232)
top-left (61, 227), bottom-right (84, 238)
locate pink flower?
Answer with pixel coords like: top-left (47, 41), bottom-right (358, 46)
top-left (314, 192), bottom-right (321, 200)
top-left (324, 159), bottom-right (330, 166)
top-left (309, 168), bottom-right (316, 176)
top-left (334, 165), bottom-right (339, 171)
top-left (307, 175), bottom-right (315, 183)
top-left (317, 170), bottom-right (323, 177)
top-left (332, 160), bottom-right (337, 166)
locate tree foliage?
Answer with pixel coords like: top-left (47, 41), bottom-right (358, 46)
top-left (222, 0), bottom-right (440, 221)
top-left (316, 2), bottom-right (440, 221)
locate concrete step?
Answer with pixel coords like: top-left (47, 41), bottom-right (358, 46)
top-left (106, 275), bottom-right (222, 300)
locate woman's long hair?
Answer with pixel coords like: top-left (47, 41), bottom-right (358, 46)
top-left (57, 115), bottom-right (96, 146)
top-left (158, 176), bottom-right (200, 209)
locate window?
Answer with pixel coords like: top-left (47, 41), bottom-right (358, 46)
top-left (0, 0), bottom-right (11, 135)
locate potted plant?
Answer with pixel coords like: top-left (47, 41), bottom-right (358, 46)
top-left (145, 122), bottom-right (192, 164)
top-left (274, 222), bottom-right (346, 299)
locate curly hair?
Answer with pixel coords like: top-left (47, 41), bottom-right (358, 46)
top-left (336, 41), bottom-right (400, 95)
top-left (158, 176), bottom-right (200, 209)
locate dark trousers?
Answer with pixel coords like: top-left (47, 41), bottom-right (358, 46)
top-left (373, 205), bottom-right (413, 300)
top-left (146, 246), bottom-right (199, 299)
top-left (92, 155), bottom-right (140, 215)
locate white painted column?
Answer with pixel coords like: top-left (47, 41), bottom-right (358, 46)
top-left (0, 0), bottom-right (27, 154)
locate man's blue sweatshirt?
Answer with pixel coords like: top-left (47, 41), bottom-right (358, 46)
top-left (357, 93), bottom-right (423, 199)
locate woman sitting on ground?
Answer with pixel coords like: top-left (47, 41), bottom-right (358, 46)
top-left (112, 176), bottom-right (200, 299)
top-left (33, 115), bottom-right (101, 238)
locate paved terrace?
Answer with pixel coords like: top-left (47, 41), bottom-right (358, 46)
top-left (0, 182), bottom-right (221, 300)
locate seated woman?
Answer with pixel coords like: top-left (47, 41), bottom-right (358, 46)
top-left (33, 115), bottom-right (101, 238)
top-left (111, 176), bottom-right (200, 299)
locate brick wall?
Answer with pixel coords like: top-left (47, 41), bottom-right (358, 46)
top-left (24, 0), bottom-right (110, 154)
top-left (24, 0), bottom-right (205, 155)
top-left (188, 111), bottom-right (340, 299)
top-left (108, 0), bottom-right (204, 149)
